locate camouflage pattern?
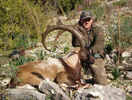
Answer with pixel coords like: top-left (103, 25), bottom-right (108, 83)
top-left (72, 23), bottom-right (104, 57)
top-left (72, 22), bottom-right (107, 85)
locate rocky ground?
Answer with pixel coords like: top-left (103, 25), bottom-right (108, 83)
top-left (1, 31), bottom-right (131, 100)
top-left (0, 0), bottom-right (132, 99)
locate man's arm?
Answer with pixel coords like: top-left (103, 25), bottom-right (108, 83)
top-left (91, 26), bottom-right (104, 56)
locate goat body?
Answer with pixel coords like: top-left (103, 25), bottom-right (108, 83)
top-left (14, 47), bottom-right (82, 86)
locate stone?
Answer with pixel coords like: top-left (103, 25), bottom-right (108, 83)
top-left (0, 77), bottom-right (11, 87)
top-left (122, 60), bottom-right (132, 71)
top-left (107, 73), bottom-right (114, 80)
top-left (118, 65), bottom-right (124, 70)
top-left (122, 51), bottom-right (131, 58)
top-left (39, 79), bottom-right (71, 100)
top-left (5, 88), bottom-right (46, 100)
top-left (105, 54), bottom-right (111, 63)
top-left (125, 72), bottom-right (132, 80)
top-left (74, 84), bottom-right (126, 100)
top-left (126, 86), bottom-right (132, 96)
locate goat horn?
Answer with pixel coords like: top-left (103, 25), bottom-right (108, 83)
top-left (42, 25), bottom-right (86, 51)
top-left (53, 30), bottom-right (65, 48)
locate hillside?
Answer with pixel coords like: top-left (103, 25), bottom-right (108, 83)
top-left (0, 0), bottom-right (132, 99)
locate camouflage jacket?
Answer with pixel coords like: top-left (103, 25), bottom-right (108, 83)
top-left (72, 23), bottom-right (104, 56)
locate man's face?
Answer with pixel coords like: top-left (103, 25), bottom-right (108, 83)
top-left (82, 18), bottom-right (93, 30)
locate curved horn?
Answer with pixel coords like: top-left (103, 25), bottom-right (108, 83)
top-left (42, 25), bottom-right (86, 51)
top-left (53, 25), bottom-right (73, 48)
top-left (53, 30), bottom-right (65, 48)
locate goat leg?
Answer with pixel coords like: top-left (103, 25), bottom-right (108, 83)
top-left (75, 79), bottom-right (90, 89)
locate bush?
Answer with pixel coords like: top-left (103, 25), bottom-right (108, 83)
top-left (107, 15), bottom-right (132, 49)
top-left (35, 50), bottom-right (44, 60)
top-left (105, 43), bottom-right (114, 54)
top-left (58, 0), bottom-right (82, 13)
top-left (112, 67), bottom-right (122, 80)
top-left (0, 0), bottom-right (49, 55)
top-left (113, 0), bottom-right (126, 8)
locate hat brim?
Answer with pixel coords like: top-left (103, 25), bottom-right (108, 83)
top-left (81, 16), bottom-right (92, 21)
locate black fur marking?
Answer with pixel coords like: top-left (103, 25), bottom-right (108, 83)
top-left (31, 72), bottom-right (44, 80)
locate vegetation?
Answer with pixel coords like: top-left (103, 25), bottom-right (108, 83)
top-left (112, 67), bottom-right (122, 80)
top-left (0, 0), bottom-right (132, 98)
top-left (0, 0), bottom-right (50, 55)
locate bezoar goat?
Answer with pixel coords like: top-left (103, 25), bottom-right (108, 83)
top-left (10, 25), bottom-right (94, 88)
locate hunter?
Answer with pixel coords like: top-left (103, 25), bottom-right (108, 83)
top-left (72, 11), bottom-right (107, 85)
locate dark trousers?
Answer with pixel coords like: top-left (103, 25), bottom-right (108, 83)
top-left (90, 58), bottom-right (107, 85)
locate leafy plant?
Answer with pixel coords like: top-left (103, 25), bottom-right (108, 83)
top-left (126, 95), bottom-right (132, 100)
top-left (107, 14), bottom-right (132, 49)
top-left (35, 50), bottom-right (44, 60)
top-left (113, 0), bottom-right (126, 8)
top-left (0, 0), bottom-right (50, 54)
top-left (93, 6), bottom-right (104, 20)
top-left (55, 54), bottom-right (62, 58)
top-left (16, 34), bottom-right (29, 50)
top-left (58, 0), bottom-right (81, 13)
top-left (105, 43), bottom-right (114, 54)
top-left (113, 55), bottom-right (117, 64)
top-left (45, 94), bottom-right (53, 100)
top-left (112, 67), bottom-right (122, 80)
top-left (64, 46), bottom-right (70, 54)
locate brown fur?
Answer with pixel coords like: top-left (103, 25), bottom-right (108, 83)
top-left (11, 47), bottom-right (83, 86)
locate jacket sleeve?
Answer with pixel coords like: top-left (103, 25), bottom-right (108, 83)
top-left (91, 26), bottom-right (104, 56)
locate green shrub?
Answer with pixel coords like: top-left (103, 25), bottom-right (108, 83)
top-left (58, 0), bottom-right (82, 13)
top-left (94, 6), bottom-right (104, 20)
top-left (84, 1), bottom-right (104, 21)
top-left (126, 95), bottom-right (132, 100)
top-left (105, 42), bottom-right (114, 54)
top-left (113, 0), bottom-right (126, 8)
top-left (0, 0), bottom-right (28, 52)
top-left (35, 50), bottom-right (44, 60)
top-left (113, 55), bottom-right (118, 64)
top-left (64, 46), bottom-right (70, 54)
top-left (0, 0), bottom-right (50, 54)
top-left (108, 15), bottom-right (132, 49)
top-left (112, 67), bottom-right (122, 80)
top-left (120, 16), bottom-right (132, 48)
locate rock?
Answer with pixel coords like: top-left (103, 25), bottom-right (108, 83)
top-left (8, 50), bottom-right (20, 58)
top-left (0, 77), bottom-right (11, 87)
top-left (107, 73), bottom-right (114, 80)
top-left (16, 84), bottom-right (36, 90)
top-left (122, 60), bottom-right (132, 71)
top-left (39, 79), bottom-right (71, 100)
top-left (125, 72), bottom-right (132, 80)
top-left (5, 88), bottom-right (46, 100)
top-left (105, 54), bottom-right (111, 63)
top-left (126, 86), bottom-right (132, 96)
top-left (74, 84), bottom-right (126, 100)
top-left (122, 51), bottom-right (131, 58)
top-left (118, 65), bottom-right (124, 70)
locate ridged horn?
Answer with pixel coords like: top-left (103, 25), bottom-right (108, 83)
top-left (42, 25), bottom-right (86, 51)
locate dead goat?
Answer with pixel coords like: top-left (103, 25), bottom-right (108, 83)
top-left (10, 25), bottom-right (94, 88)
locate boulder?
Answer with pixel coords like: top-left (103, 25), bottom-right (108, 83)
top-left (0, 77), bottom-right (11, 87)
top-left (5, 88), bottom-right (46, 100)
top-left (126, 86), bottom-right (132, 96)
top-left (74, 84), bottom-right (126, 100)
top-left (39, 79), bottom-right (71, 100)
top-left (125, 72), bottom-right (132, 80)
top-left (122, 51), bottom-right (131, 58)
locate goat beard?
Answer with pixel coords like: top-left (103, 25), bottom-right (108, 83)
top-left (79, 48), bottom-right (94, 64)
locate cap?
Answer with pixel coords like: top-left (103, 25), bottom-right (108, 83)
top-left (80, 11), bottom-right (92, 22)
